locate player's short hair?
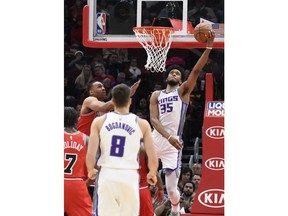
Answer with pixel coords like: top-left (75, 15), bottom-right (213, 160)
top-left (64, 106), bottom-right (79, 128)
top-left (86, 81), bottom-right (104, 97)
top-left (87, 80), bottom-right (97, 92)
top-left (164, 64), bottom-right (185, 83)
top-left (111, 84), bottom-right (130, 108)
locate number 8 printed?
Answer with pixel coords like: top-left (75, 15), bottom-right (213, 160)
top-left (110, 135), bottom-right (125, 157)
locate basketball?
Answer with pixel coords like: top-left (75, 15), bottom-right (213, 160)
top-left (194, 23), bottom-right (212, 43)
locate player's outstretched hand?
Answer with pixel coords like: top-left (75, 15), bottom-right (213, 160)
top-left (130, 79), bottom-right (141, 97)
top-left (147, 172), bottom-right (157, 186)
top-left (206, 30), bottom-right (215, 47)
top-left (168, 136), bottom-right (183, 151)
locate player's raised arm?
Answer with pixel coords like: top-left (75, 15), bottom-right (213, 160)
top-left (130, 79), bottom-right (141, 96)
top-left (179, 30), bottom-right (216, 98)
top-left (84, 96), bottom-right (114, 113)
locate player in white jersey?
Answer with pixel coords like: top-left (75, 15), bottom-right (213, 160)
top-left (149, 31), bottom-right (215, 216)
top-left (86, 84), bottom-right (158, 216)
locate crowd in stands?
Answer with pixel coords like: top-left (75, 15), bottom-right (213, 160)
top-left (64, 47), bottom-right (224, 138)
top-left (64, 0), bottom-right (224, 215)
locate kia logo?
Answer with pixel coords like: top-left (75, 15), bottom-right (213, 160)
top-left (205, 157), bottom-right (225, 170)
top-left (205, 126), bottom-right (224, 139)
top-left (198, 189), bottom-right (224, 208)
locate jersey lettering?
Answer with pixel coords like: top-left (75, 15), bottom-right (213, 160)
top-left (158, 95), bottom-right (178, 104)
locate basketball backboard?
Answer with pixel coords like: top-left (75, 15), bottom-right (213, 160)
top-left (83, 0), bottom-right (224, 48)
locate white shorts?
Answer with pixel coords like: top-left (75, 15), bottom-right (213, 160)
top-left (93, 167), bottom-right (140, 216)
top-left (152, 131), bottom-right (182, 172)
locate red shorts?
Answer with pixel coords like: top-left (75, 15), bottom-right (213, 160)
top-left (139, 186), bottom-right (154, 216)
top-left (64, 179), bottom-right (92, 216)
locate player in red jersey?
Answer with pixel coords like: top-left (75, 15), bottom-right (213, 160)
top-left (139, 144), bottom-right (164, 216)
top-left (77, 81), bottom-right (113, 136)
top-left (64, 106), bottom-right (92, 216)
top-left (77, 80), bottom-right (140, 136)
top-left (77, 80), bottom-right (141, 200)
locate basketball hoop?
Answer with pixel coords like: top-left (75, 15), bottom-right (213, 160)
top-left (133, 26), bottom-right (174, 73)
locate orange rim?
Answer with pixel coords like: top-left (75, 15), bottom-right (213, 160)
top-left (133, 26), bottom-right (174, 36)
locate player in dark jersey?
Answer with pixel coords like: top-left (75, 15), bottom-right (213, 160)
top-left (78, 80), bottom-right (140, 136)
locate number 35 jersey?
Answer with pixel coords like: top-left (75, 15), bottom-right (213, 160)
top-left (155, 88), bottom-right (188, 140)
top-left (98, 112), bottom-right (142, 170)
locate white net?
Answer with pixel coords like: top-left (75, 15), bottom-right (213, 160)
top-left (133, 27), bottom-right (174, 73)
